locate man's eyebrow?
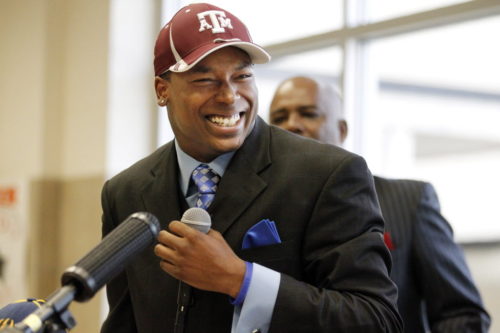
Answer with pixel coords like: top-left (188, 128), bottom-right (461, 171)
top-left (190, 64), bottom-right (211, 74)
top-left (298, 105), bottom-right (318, 111)
top-left (236, 60), bottom-right (253, 71)
top-left (270, 108), bottom-right (287, 116)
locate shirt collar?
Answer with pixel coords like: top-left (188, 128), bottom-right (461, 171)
top-left (175, 139), bottom-right (235, 196)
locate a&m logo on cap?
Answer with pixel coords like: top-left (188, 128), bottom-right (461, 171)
top-left (197, 10), bottom-right (233, 33)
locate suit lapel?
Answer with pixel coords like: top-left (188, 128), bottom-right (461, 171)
top-left (209, 117), bottom-right (271, 234)
top-left (141, 142), bottom-right (183, 230)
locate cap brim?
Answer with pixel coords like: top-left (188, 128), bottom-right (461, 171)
top-left (169, 41), bottom-right (271, 73)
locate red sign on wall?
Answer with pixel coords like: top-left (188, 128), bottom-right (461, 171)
top-left (0, 187), bottom-right (16, 206)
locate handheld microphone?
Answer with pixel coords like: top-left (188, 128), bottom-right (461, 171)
top-left (180, 207), bottom-right (211, 233)
top-left (174, 208), bottom-right (211, 333)
top-left (8, 212), bottom-right (160, 333)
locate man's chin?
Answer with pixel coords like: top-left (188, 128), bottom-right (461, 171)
top-left (211, 138), bottom-right (245, 154)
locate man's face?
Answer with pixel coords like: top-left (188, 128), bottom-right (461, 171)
top-left (269, 79), bottom-right (327, 141)
top-left (269, 78), bottom-right (345, 146)
top-left (156, 47), bottom-right (258, 162)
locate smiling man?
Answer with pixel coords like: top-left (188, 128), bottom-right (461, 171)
top-left (100, 3), bottom-right (402, 333)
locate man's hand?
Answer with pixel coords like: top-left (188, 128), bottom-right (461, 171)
top-left (154, 220), bottom-right (246, 298)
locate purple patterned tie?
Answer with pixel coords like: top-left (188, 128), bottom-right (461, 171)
top-left (191, 164), bottom-right (221, 210)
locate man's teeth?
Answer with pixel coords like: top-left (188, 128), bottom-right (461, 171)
top-left (208, 114), bottom-right (240, 127)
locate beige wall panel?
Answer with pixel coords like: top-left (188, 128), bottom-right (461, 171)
top-left (61, 0), bottom-right (109, 178)
top-left (0, 0), bottom-right (110, 180)
top-left (0, 0), bottom-right (47, 178)
top-left (41, 0), bottom-right (67, 177)
top-left (28, 179), bottom-right (61, 297)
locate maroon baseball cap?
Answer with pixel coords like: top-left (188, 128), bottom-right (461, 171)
top-left (154, 3), bottom-right (271, 76)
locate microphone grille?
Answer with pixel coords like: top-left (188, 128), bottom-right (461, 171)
top-left (181, 207), bottom-right (211, 234)
top-left (61, 212), bottom-right (160, 301)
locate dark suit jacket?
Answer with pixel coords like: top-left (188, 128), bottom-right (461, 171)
top-left (374, 176), bottom-right (490, 333)
top-left (100, 118), bottom-right (402, 333)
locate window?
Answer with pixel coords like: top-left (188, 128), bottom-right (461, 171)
top-left (369, 16), bottom-right (500, 241)
top-left (178, 0), bottom-right (343, 45)
top-left (365, 0), bottom-right (470, 22)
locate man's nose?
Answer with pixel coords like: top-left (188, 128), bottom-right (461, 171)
top-left (283, 113), bottom-right (304, 134)
top-left (215, 82), bottom-right (239, 104)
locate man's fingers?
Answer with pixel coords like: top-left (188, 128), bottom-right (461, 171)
top-left (156, 221), bottom-right (194, 245)
top-left (168, 220), bottom-right (205, 238)
top-left (154, 242), bottom-right (179, 262)
top-left (155, 244), bottom-right (182, 277)
top-left (158, 229), bottom-right (176, 243)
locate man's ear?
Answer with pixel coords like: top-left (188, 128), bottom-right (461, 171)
top-left (155, 76), bottom-right (169, 106)
top-left (339, 120), bottom-right (348, 144)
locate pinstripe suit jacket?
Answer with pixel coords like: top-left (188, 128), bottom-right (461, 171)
top-left (100, 118), bottom-right (403, 333)
top-left (374, 176), bottom-right (490, 332)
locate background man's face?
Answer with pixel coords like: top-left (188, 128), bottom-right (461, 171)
top-left (269, 79), bottom-right (327, 141)
top-left (158, 47), bottom-right (258, 162)
top-left (269, 77), bottom-right (347, 146)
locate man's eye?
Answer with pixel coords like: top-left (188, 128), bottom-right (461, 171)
top-left (271, 116), bottom-right (286, 124)
top-left (301, 112), bottom-right (320, 119)
top-left (236, 73), bottom-right (253, 80)
top-left (193, 78), bottom-right (213, 83)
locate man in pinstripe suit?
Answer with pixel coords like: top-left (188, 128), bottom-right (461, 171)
top-left (269, 76), bottom-right (491, 332)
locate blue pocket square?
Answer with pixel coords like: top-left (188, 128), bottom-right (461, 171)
top-left (242, 219), bottom-right (282, 249)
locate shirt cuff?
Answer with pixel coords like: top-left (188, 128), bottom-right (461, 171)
top-left (230, 261), bottom-right (253, 306)
top-left (231, 263), bottom-right (281, 333)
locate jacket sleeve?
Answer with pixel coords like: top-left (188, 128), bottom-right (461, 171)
top-left (413, 183), bottom-right (490, 333)
top-left (269, 154), bottom-right (403, 333)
